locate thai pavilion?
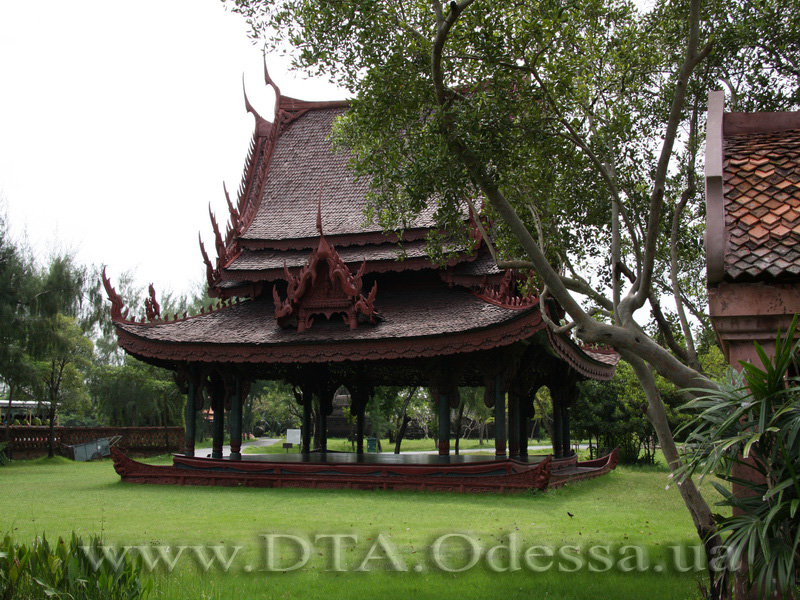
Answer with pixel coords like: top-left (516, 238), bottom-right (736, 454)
top-left (103, 66), bottom-right (619, 492)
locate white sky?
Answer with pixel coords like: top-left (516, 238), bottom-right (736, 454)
top-left (0, 0), bottom-right (344, 298)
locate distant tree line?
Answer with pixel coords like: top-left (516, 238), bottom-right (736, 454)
top-left (0, 207), bottom-right (206, 457)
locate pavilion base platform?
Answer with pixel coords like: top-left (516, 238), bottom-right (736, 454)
top-left (548, 449), bottom-right (619, 488)
top-left (110, 447), bottom-right (618, 494)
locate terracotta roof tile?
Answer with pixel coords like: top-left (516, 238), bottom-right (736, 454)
top-left (723, 128), bottom-right (800, 281)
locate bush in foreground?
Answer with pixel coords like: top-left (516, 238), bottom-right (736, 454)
top-left (0, 533), bottom-right (151, 600)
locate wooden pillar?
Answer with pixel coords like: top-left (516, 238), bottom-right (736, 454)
top-left (317, 385), bottom-right (336, 453)
top-left (229, 375), bottom-right (243, 461)
top-left (561, 400), bottom-right (572, 457)
top-left (519, 412), bottom-right (529, 458)
top-left (551, 388), bottom-right (564, 459)
top-left (519, 395), bottom-right (533, 459)
top-left (438, 393), bottom-right (450, 456)
top-left (301, 387), bottom-right (312, 454)
top-left (211, 384), bottom-right (225, 459)
top-left (183, 373), bottom-right (197, 457)
top-left (318, 405), bottom-right (328, 452)
top-left (494, 376), bottom-right (506, 457)
top-left (508, 389), bottom-right (520, 458)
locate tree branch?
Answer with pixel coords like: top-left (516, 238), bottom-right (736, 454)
top-left (624, 0), bottom-right (713, 314)
top-left (669, 103), bottom-right (700, 369)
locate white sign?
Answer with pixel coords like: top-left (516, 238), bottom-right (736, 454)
top-left (286, 429), bottom-right (301, 445)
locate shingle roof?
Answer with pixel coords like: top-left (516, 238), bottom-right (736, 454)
top-left (227, 240), bottom-right (432, 273)
top-left (241, 107), bottom-right (435, 242)
top-left (120, 285), bottom-right (524, 344)
top-left (115, 284), bottom-right (545, 364)
top-left (723, 129), bottom-right (800, 280)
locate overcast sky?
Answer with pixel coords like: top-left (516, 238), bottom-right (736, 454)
top-left (0, 0), bottom-right (344, 299)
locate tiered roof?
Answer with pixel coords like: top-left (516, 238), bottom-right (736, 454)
top-left (104, 65), bottom-right (617, 381)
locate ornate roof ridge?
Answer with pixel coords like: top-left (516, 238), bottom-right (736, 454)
top-left (201, 59), bottom-right (351, 294)
top-left (471, 269), bottom-right (538, 309)
top-left (101, 268), bottom-right (248, 326)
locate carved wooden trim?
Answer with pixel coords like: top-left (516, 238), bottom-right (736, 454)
top-left (473, 270), bottom-right (537, 309)
top-left (272, 221), bottom-right (380, 332)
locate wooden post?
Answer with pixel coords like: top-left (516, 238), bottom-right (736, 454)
top-left (438, 393), bottom-right (450, 456)
top-left (184, 375), bottom-right (196, 457)
top-left (211, 392), bottom-right (225, 459)
top-left (319, 406), bottom-right (328, 452)
top-left (561, 400), bottom-right (572, 457)
top-left (302, 388), bottom-right (312, 454)
top-left (229, 375), bottom-right (243, 460)
top-left (494, 377), bottom-right (506, 457)
top-left (551, 389), bottom-right (563, 459)
top-left (508, 390), bottom-right (520, 458)
top-left (519, 397), bottom-right (532, 459)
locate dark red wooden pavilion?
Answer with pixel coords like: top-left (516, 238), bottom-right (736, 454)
top-left (103, 65), bottom-right (619, 491)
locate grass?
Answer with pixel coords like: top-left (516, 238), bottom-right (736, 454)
top-left (0, 455), bottom-right (726, 600)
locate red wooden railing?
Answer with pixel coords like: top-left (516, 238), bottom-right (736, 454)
top-left (0, 426), bottom-right (184, 459)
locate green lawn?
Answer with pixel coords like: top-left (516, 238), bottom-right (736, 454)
top-left (0, 456), bottom-right (725, 600)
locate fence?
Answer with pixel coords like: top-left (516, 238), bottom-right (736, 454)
top-left (0, 426), bottom-right (184, 459)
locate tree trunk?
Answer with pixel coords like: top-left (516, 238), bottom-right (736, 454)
top-left (394, 416), bottom-right (410, 454)
top-left (623, 351), bottom-right (730, 600)
top-left (393, 387), bottom-right (417, 454)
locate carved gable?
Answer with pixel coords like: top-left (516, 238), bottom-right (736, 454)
top-left (273, 233), bottom-right (379, 332)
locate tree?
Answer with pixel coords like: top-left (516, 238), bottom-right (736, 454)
top-left (35, 314), bottom-right (93, 457)
top-left (26, 254), bottom-right (98, 456)
top-left (365, 386), bottom-right (421, 451)
top-left (90, 357), bottom-right (182, 427)
top-left (226, 1), bottom-right (800, 594)
top-left (574, 362), bottom-right (686, 464)
top-left (250, 380), bottom-right (300, 435)
top-left (456, 387), bottom-right (491, 448)
top-left (0, 211), bottom-right (38, 439)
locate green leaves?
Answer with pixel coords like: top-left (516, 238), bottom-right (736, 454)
top-left (678, 318), bottom-right (800, 596)
top-left (0, 533), bottom-right (151, 600)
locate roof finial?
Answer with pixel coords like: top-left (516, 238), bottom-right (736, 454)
top-left (262, 50), bottom-right (283, 120)
top-left (145, 284), bottom-right (161, 321)
top-left (101, 267), bottom-right (127, 322)
top-left (263, 51), bottom-right (282, 96)
top-left (316, 196), bottom-right (323, 235)
top-left (243, 74), bottom-right (264, 121)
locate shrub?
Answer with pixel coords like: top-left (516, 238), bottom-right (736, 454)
top-left (0, 533), bottom-right (152, 600)
top-left (678, 320), bottom-right (800, 598)
top-left (0, 443), bottom-right (8, 466)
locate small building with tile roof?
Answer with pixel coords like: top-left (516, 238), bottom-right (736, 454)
top-left (103, 64), bottom-right (619, 463)
top-left (705, 90), bottom-right (800, 366)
